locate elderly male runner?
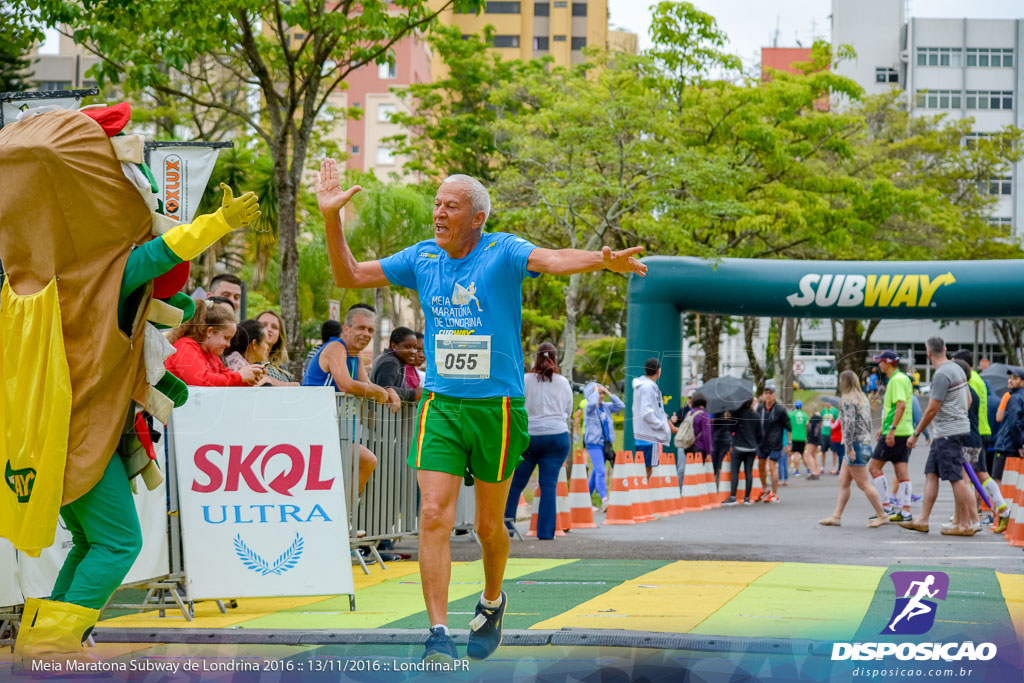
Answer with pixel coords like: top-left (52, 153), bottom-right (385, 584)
top-left (314, 158), bottom-right (646, 662)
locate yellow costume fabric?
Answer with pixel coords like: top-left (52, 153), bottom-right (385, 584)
top-left (0, 278), bottom-right (72, 556)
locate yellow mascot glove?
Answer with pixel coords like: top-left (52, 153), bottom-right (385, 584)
top-left (219, 182), bottom-right (261, 229)
top-left (161, 184), bottom-right (261, 262)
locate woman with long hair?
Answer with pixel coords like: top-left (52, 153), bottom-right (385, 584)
top-left (165, 300), bottom-right (263, 386)
top-left (504, 342), bottom-right (573, 539)
top-left (223, 319), bottom-right (269, 371)
top-left (819, 370), bottom-right (890, 528)
top-left (256, 309), bottom-right (298, 384)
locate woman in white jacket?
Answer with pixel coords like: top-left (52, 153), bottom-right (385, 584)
top-left (631, 357), bottom-right (672, 478)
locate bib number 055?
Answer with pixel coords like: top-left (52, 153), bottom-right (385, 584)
top-left (435, 334), bottom-right (491, 380)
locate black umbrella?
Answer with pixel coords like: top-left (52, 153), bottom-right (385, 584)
top-left (696, 376), bottom-right (754, 414)
top-left (818, 395), bottom-right (840, 407)
top-left (981, 362), bottom-right (1014, 398)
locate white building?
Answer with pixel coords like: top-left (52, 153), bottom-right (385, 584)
top-left (832, 0), bottom-right (1022, 234)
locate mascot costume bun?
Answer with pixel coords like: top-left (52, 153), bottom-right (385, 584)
top-left (0, 103), bottom-right (259, 670)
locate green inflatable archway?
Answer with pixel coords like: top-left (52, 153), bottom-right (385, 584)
top-left (622, 256), bottom-right (1022, 446)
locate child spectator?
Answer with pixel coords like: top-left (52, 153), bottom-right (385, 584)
top-left (165, 300), bottom-right (262, 386)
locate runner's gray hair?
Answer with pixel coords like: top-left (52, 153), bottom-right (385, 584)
top-left (926, 336), bottom-right (946, 354)
top-left (442, 174), bottom-right (491, 225)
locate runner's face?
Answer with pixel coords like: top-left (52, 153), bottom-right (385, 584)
top-left (342, 313), bottom-right (374, 353)
top-left (434, 184), bottom-right (485, 252)
top-left (393, 334), bottom-right (417, 364)
top-left (258, 313), bottom-right (280, 346)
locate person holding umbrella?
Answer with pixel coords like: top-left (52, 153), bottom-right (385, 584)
top-left (723, 397), bottom-right (761, 505)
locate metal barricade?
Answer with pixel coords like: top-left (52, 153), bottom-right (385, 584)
top-left (337, 394), bottom-right (420, 571)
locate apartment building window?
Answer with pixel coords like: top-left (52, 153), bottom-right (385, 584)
top-left (37, 81), bottom-right (72, 91)
top-left (967, 47), bottom-right (1014, 68)
top-left (493, 35), bottom-right (520, 48)
top-left (965, 90), bottom-right (1014, 110)
top-left (376, 145), bottom-right (395, 166)
top-left (553, 34), bottom-right (566, 42)
top-left (572, 2), bottom-right (587, 15)
top-left (988, 177), bottom-right (1012, 196)
top-left (914, 89), bottom-right (961, 109)
top-left (533, 36), bottom-right (549, 50)
top-left (377, 102), bottom-right (396, 122)
top-left (293, 32), bottom-right (305, 41)
top-left (351, 145), bottom-right (360, 154)
top-left (485, 1), bottom-right (520, 13)
top-left (989, 216), bottom-right (1012, 228)
top-left (534, 2), bottom-right (549, 16)
top-left (554, 1), bottom-right (567, 6)
top-left (916, 47), bottom-right (962, 67)
top-left (571, 37), bottom-right (586, 50)
top-left (378, 50), bottom-right (396, 80)
top-left (875, 67), bottom-right (898, 83)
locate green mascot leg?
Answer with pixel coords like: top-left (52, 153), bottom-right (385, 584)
top-left (50, 454), bottom-right (143, 609)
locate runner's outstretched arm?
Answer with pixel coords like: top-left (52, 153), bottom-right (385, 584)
top-left (527, 246), bottom-right (648, 277)
top-left (315, 158), bottom-right (390, 289)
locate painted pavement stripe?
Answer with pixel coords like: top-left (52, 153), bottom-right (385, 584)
top-left (387, 559), bottom-right (666, 630)
top-left (853, 566), bottom-right (1013, 644)
top-left (239, 558), bottom-right (573, 630)
top-left (995, 572), bottom-right (1024, 642)
top-left (692, 562), bottom-right (885, 641)
top-left (98, 561), bottom-right (423, 630)
top-left (532, 561), bottom-right (777, 633)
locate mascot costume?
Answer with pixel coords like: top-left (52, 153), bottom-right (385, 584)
top-left (0, 103), bottom-right (259, 669)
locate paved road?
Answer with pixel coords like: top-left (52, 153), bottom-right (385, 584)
top-left (438, 441), bottom-right (1023, 574)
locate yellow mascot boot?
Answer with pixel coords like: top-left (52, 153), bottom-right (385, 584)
top-left (12, 599), bottom-right (101, 674)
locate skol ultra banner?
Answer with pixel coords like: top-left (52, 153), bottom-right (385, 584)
top-left (149, 145), bottom-right (220, 223)
top-left (171, 387), bottom-right (353, 601)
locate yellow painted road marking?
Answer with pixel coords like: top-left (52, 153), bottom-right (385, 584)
top-left (995, 571), bottom-right (1024, 642)
top-left (692, 562), bottom-right (885, 641)
top-left (531, 561), bottom-right (778, 633)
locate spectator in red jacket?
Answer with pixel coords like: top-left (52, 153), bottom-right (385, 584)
top-left (165, 300), bottom-right (263, 386)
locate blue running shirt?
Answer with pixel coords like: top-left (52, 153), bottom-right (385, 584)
top-left (379, 232), bottom-right (538, 398)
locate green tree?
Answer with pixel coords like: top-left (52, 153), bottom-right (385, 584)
top-left (0, 3), bottom-right (41, 92)
top-left (490, 50), bottom-right (672, 379)
top-left (388, 23), bottom-right (541, 183)
top-left (32, 0), bottom-right (484, 375)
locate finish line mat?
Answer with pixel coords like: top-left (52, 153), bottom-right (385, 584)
top-left (94, 559), bottom-right (1023, 645)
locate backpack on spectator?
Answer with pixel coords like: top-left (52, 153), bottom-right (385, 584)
top-left (674, 411), bottom-right (697, 449)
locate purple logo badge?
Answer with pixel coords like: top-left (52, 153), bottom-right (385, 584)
top-left (883, 571), bottom-right (949, 635)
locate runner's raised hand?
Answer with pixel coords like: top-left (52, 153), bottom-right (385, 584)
top-left (314, 158), bottom-right (361, 214)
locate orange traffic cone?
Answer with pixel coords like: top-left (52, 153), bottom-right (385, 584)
top-left (666, 452), bottom-right (685, 514)
top-left (735, 460), bottom-right (747, 503)
top-left (556, 464), bottom-right (573, 533)
top-left (526, 485), bottom-right (540, 537)
top-left (638, 465), bottom-right (656, 521)
top-left (515, 493), bottom-right (531, 521)
top-left (604, 451), bottom-right (636, 525)
top-left (650, 457), bottom-right (671, 516)
top-left (998, 457), bottom-right (1019, 536)
top-left (704, 456), bottom-right (720, 509)
top-left (749, 463), bottom-right (764, 502)
top-left (629, 451), bottom-right (652, 522)
top-left (680, 453), bottom-right (704, 511)
top-left (1006, 459), bottom-right (1024, 547)
top-left (569, 451), bottom-right (598, 528)
top-left (718, 454), bottom-right (731, 502)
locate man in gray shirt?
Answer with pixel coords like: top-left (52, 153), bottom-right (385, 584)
top-left (899, 337), bottom-right (976, 536)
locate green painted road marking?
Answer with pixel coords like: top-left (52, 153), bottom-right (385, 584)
top-left (692, 562), bottom-right (886, 641)
top-left (385, 559), bottom-right (666, 630)
top-left (239, 558), bottom-right (572, 630)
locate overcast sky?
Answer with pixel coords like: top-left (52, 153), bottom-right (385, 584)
top-left (609, 0), bottom-right (1024, 66)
